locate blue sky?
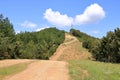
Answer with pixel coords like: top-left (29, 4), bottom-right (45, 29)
top-left (0, 0), bottom-right (120, 38)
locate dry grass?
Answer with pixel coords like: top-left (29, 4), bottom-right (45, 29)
top-left (0, 62), bottom-right (31, 80)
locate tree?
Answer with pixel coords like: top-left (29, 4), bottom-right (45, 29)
top-left (0, 14), bottom-right (15, 59)
top-left (20, 40), bottom-right (37, 59)
top-left (0, 15), bottom-right (15, 37)
top-left (92, 28), bottom-right (120, 63)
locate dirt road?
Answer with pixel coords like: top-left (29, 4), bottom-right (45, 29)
top-left (2, 33), bottom-right (75, 80)
top-left (4, 60), bottom-right (69, 80)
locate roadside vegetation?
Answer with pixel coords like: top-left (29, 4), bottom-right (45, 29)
top-left (69, 60), bottom-right (120, 80)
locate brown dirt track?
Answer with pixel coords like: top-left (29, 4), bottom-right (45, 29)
top-left (4, 60), bottom-right (69, 80)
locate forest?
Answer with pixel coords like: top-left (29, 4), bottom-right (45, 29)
top-left (0, 14), bottom-right (65, 60)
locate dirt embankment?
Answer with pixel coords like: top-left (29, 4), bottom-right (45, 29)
top-left (50, 33), bottom-right (91, 61)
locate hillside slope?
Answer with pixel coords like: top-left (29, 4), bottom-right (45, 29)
top-left (50, 33), bottom-right (91, 61)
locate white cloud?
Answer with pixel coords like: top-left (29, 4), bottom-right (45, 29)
top-left (44, 3), bottom-right (105, 26)
top-left (20, 20), bottom-right (37, 28)
top-left (91, 30), bottom-right (100, 34)
top-left (15, 31), bottom-right (20, 34)
top-left (74, 3), bottom-right (105, 25)
top-left (36, 26), bottom-right (50, 32)
top-left (44, 8), bottom-right (73, 26)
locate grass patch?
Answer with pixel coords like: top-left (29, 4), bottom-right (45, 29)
top-left (68, 60), bottom-right (120, 80)
top-left (68, 60), bottom-right (84, 80)
top-left (0, 62), bottom-right (31, 80)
